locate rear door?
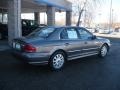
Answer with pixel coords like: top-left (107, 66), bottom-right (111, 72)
top-left (60, 27), bottom-right (82, 58)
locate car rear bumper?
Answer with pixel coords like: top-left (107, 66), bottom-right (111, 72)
top-left (12, 50), bottom-right (50, 65)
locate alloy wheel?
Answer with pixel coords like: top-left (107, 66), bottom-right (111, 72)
top-left (100, 45), bottom-right (108, 57)
top-left (52, 54), bottom-right (65, 69)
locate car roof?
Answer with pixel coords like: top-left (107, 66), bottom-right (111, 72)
top-left (46, 26), bottom-right (86, 29)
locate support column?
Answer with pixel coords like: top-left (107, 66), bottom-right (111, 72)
top-left (34, 12), bottom-right (40, 25)
top-left (66, 11), bottom-right (72, 26)
top-left (47, 6), bottom-right (55, 26)
top-left (8, 0), bottom-right (22, 45)
top-left (2, 13), bottom-right (4, 23)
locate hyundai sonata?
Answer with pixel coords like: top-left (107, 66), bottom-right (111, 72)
top-left (12, 26), bottom-right (111, 70)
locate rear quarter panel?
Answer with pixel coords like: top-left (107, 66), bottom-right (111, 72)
top-left (33, 40), bottom-right (67, 56)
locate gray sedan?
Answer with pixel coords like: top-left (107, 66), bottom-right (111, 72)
top-left (12, 26), bottom-right (111, 70)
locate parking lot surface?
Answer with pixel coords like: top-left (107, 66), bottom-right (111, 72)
top-left (0, 37), bottom-right (120, 90)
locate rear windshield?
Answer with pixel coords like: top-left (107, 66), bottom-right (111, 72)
top-left (27, 27), bottom-right (55, 38)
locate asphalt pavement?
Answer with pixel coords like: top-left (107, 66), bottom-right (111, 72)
top-left (0, 37), bottom-right (120, 90)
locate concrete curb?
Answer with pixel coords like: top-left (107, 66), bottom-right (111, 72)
top-left (94, 33), bottom-right (120, 38)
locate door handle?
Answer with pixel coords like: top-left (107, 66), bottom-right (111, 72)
top-left (84, 42), bottom-right (88, 44)
top-left (65, 43), bottom-right (70, 46)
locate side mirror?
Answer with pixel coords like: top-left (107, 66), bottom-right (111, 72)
top-left (91, 35), bottom-right (96, 40)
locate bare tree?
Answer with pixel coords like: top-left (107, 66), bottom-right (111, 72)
top-left (72, 0), bottom-right (103, 26)
top-left (76, 0), bottom-right (88, 26)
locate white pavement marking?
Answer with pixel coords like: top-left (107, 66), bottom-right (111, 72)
top-left (94, 33), bottom-right (120, 38)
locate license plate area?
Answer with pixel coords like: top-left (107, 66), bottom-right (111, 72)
top-left (13, 42), bottom-right (21, 50)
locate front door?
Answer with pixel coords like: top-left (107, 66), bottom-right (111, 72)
top-left (77, 28), bottom-right (99, 55)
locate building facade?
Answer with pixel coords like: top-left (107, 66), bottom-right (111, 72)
top-left (0, 0), bottom-right (72, 44)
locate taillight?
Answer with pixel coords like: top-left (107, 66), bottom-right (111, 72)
top-left (23, 44), bottom-right (36, 53)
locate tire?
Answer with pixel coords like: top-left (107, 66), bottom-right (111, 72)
top-left (98, 44), bottom-right (108, 58)
top-left (49, 51), bottom-right (66, 71)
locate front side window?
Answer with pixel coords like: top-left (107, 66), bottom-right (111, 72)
top-left (29, 20), bottom-right (37, 26)
top-left (61, 28), bottom-right (78, 39)
top-left (78, 28), bottom-right (92, 40)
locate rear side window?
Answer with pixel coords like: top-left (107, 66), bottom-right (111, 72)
top-left (61, 28), bottom-right (78, 39)
top-left (61, 29), bottom-right (68, 39)
top-left (27, 27), bottom-right (55, 38)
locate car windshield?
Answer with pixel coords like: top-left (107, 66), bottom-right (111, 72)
top-left (27, 27), bottom-right (55, 38)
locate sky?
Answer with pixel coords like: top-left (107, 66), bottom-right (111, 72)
top-left (68, 0), bottom-right (120, 23)
top-left (21, 0), bottom-right (120, 24)
top-left (93, 0), bottom-right (120, 23)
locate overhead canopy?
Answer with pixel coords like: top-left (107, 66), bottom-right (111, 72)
top-left (0, 0), bottom-right (72, 13)
top-left (35, 0), bottom-right (72, 11)
top-left (0, 0), bottom-right (72, 44)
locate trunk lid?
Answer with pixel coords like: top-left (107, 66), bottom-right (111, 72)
top-left (12, 36), bottom-right (46, 52)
